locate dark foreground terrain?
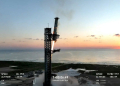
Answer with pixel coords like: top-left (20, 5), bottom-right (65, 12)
top-left (0, 61), bottom-right (120, 78)
top-left (0, 61), bottom-right (120, 86)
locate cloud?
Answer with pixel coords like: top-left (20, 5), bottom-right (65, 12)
top-left (51, 0), bottom-right (74, 20)
top-left (33, 73), bottom-right (100, 86)
top-left (18, 40), bottom-right (25, 42)
top-left (64, 38), bottom-right (67, 40)
top-left (114, 34), bottom-right (120, 37)
top-left (98, 35), bottom-right (103, 39)
top-left (1, 42), bottom-right (5, 43)
top-left (36, 38), bottom-right (39, 40)
top-left (87, 35), bottom-right (95, 37)
top-left (99, 35), bottom-right (103, 37)
top-left (55, 9), bottom-right (74, 20)
top-left (25, 38), bottom-right (32, 40)
top-left (95, 37), bottom-right (97, 39)
top-left (91, 35), bottom-right (95, 37)
top-left (34, 38), bottom-right (39, 40)
top-left (83, 40), bottom-right (90, 42)
top-left (74, 36), bottom-right (78, 38)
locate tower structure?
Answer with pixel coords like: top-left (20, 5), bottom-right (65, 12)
top-left (43, 28), bottom-right (52, 86)
top-left (43, 17), bottom-right (60, 86)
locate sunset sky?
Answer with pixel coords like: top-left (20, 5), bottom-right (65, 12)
top-left (0, 0), bottom-right (120, 50)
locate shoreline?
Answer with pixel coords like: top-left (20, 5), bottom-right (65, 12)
top-left (0, 60), bottom-right (120, 66)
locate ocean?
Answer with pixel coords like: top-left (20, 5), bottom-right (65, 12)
top-left (0, 49), bottom-right (120, 65)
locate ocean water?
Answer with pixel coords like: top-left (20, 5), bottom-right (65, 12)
top-left (0, 49), bottom-right (120, 65)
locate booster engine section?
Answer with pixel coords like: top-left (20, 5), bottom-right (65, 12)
top-left (53, 17), bottom-right (59, 42)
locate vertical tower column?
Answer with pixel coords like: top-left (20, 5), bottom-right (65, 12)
top-left (44, 28), bottom-right (52, 86)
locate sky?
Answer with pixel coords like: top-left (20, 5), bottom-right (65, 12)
top-left (0, 0), bottom-right (120, 50)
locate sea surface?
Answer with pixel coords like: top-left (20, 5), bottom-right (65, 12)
top-left (0, 49), bottom-right (120, 65)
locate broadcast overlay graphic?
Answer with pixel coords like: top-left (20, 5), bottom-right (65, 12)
top-left (1, 0), bottom-right (120, 86)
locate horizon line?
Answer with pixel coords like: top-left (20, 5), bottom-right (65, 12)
top-left (0, 47), bottom-right (119, 51)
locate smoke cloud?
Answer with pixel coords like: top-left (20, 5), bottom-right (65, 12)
top-left (55, 9), bottom-right (74, 20)
top-left (51, 0), bottom-right (74, 20)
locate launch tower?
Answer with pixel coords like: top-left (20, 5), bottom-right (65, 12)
top-left (43, 17), bottom-right (60, 86)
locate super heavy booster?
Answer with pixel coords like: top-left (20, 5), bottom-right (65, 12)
top-left (52, 17), bottom-right (59, 42)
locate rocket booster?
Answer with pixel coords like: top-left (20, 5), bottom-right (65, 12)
top-left (53, 17), bottom-right (59, 41)
top-left (53, 17), bottom-right (59, 34)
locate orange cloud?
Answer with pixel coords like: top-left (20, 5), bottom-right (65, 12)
top-left (114, 34), bottom-right (120, 37)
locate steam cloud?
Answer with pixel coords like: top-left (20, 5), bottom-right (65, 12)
top-left (33, 73), bottom-right (101, 86)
